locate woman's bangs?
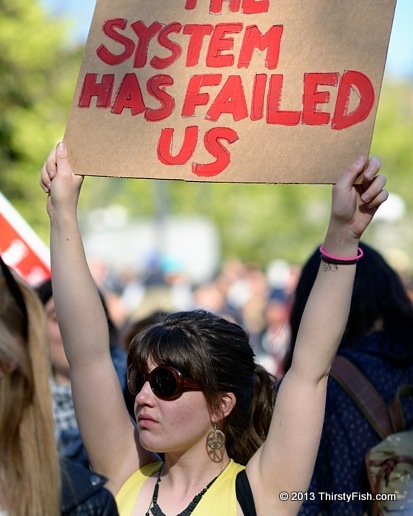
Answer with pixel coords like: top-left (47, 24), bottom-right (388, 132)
top-left (129, 324), bottom-right (196, 376)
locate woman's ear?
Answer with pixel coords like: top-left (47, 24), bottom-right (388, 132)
top-left (212, 392), bottom-right (236, 422)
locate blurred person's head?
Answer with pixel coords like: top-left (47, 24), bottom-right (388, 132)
top-left (121, 310), bottom-right (169, 352)
top-left (36, 278), bottom-right (119, 383)
top-left (264, 289), bottom-right (290, 329)
top-left (285, 242), bottom-right (413, 371)
top-left (35, 278), bottom-right (69, 384)
top-left (0, 258), bottom-right (60, 514)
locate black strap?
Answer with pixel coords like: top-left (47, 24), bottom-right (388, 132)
top-left (389, 384), bottom-right (413, 432)
top-left (236, 469), bottom-right (256, 516)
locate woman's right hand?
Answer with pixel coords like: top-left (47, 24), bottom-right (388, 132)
top-left (40, 142), bottom-right (84, 221)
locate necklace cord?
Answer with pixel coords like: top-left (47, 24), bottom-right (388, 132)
top-left (145, 464), bottom-right (223, 516)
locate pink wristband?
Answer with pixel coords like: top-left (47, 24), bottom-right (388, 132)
top-left (319, 245), bottom-right (364, 265)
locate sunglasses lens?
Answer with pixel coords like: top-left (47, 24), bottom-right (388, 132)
top-left (151, 368), bottom-right (178, 399)
top-left (128, 366), bottom-right (187, 399)
top-left (128, 369), bottom-right (139, 395)
top-left (134, 372), bottom-right (144, 394)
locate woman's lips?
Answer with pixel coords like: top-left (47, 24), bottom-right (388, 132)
top-left (137, 413), bottom-right (158, 428)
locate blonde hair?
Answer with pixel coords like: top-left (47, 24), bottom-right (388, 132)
top-left (0, 273), bottom-right (61, 515)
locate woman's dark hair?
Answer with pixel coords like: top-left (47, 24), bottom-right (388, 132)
top-left (284, 242), bottom-right (413, 370)
top-left (34, 277), bottom-right (53, 306)
top-left (128, 309), bottom-right (277, 465)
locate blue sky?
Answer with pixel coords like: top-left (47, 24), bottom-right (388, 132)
top-left (385, 0), bottom-right (413, 78)
top-left (41, 0), bottom-right (412, 78)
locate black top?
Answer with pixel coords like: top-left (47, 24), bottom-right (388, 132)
top-left (236, 469), bottom-right (257, 516)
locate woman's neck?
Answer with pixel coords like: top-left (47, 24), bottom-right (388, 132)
top-left (144, 454), bottom-right (232, 516)
top-left (162, 450), bottom-right (231, 489)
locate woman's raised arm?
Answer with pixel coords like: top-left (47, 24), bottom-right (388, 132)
top-left (40, 142), bottom-right (156, 490)
top-left (246, 156), bottom-right (388, 515)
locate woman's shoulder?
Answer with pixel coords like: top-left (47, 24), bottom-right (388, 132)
top-left (115, 461), bottom-right (163, 514)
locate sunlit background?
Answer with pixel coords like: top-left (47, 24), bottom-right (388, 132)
top-left (1, 1), bottom-right (412, 299)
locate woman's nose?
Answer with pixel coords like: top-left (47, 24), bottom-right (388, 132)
top-left (135, 380), bottom-right (155, 405)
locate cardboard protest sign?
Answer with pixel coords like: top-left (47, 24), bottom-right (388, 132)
top-left (0, 192), bottom-right (50, 285)
top-left (64, 0), bottom-right (397, 183)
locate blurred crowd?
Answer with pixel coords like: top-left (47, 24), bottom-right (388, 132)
top-left (89, 249), bottom-right (413, 381)
top-left (89, 255), bottom-right (301, 378)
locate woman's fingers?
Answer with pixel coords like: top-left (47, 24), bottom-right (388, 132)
top-left (360, 172), bottom-right (388, 207)
top-left (361, 156), bottom-right (382, 181)
top-left (40, 148), bottom-right (58, 193)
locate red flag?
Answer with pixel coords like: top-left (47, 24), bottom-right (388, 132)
top-left (0, 192), bottom-right (50, 285)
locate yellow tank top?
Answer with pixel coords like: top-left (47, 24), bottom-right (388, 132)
top-left (116, 459), bottom-right (245, 516)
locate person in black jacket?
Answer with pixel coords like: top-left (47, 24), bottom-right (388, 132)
top-left (61, 459), bottom-right (119, 515)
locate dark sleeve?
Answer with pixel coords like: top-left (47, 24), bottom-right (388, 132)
top-left (61, 459), bottom-right (119, 515)
top-left (236, 469), bottom-right (257, 516)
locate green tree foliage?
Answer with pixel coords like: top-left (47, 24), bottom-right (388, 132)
top-left (160, 180), bottom-right (331, 266)
top-left (371, 80), bottom-right (413, 206)
top-left (0, 0), bottom-right (82, 234)
top-left (79, 172), bottom-right (332, 268)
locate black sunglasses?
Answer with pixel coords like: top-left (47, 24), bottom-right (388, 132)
top-left (0, 256), bottom-right (28, 339)
top-left (127, 365), bottom-right (202, 400)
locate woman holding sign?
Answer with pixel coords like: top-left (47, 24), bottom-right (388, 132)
top-left (40, 143), bottom-right (388, 515)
